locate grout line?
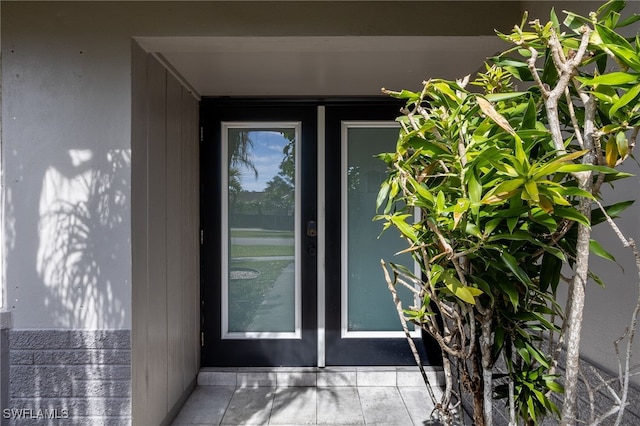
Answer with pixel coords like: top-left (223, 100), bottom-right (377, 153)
top-left (217, 387), bottom-right (236, 426)
top-left (397, 386), bottom-right (418, 426)
top-left (266, 386), bottom-right (277, 425)
top-left (356, 386), bottom-right (367, 425)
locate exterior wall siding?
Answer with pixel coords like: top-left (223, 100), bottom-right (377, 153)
top-left (7, 330), bottom-right (130, 425)
top-left (131, 44), bottom-right (200, 425)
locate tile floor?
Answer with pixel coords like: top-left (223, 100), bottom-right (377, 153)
top-left (171, 367), bottom-right (455, 425)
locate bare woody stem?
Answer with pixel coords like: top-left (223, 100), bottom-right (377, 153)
top-left (381, 261), bottom-right (440, 405)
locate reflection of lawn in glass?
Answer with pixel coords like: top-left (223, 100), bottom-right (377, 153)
top-left (228, 259), bottom-right (292, 331)
top-left (231, 229), bottom-right (294, 238)
top-left (231, 244), bottom-right (294, 257)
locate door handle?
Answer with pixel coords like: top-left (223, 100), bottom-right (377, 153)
top-left (306, 220), bottom-right (317, 237)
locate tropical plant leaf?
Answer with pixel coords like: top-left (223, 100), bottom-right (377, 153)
top-left (390, 214), bottom-right (418, 242)
top-left (523, 180), bottom-right (540, 203)
top-left (604, 44), bottom-right (640, 71)
top-left (606, 136), bottom-right (619, 167)
top-left (589, 270), bottom-right (607, 288)
top-left (468, 170), bottom-right (483, 206)
top-left (609, 83), bottom-right (640, 118)
top-left (616, 131), bottom-right (629, 158)
top-left (501, 251), bottom-right (534, 287)
top-left (544, 377), bottom-right (564, 393)
top-left (385, 88), bottom-right (421, 101)
top-left (484, 92), bottom-right (529, 102)
top-left (495, 278), bottom-right (520, 310)
top-left (563, 11), bottom-right (591, 31)
top-left (554, 207), bottom-right (590, 227)
top-left (482, 179), bottom-right (525, 204)
top-left (596, 22), bottom-right (635, 52)
top-left (590, 239), bottom-right (616, 262)
top-left (576, 71), bottom-right (639, 86)
top-left (555, 163), bottom-right (624, 174)
top-left (616, 13), bottom-right (640, 28)
top-left (525, 342), bottom-right (550, 368)
top-left (465, 222), bottom-right (483, 238)
top-left (453, 198), bottom-right (470, 229)
top-left (476, 96), bottom-right (517, 137)
top-left (597, 0), bottom-right (626, 17)
top-left (442, 270), bottom-right (481, 304)
top-left (376, 180), bottom-right (391, 212)
top-left (531, 150), bottom-right (588, 179)
top-left (591, 200), bottom-right (635, 225)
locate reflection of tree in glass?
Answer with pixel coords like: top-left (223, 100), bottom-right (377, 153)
top-left (228, 167), bottom-right (243, 213)
top-left (228, 130), bottom-right (258, 214)
top-left (263, 175), bottom-right (294, 215)
top-left (228, 129), bottom-right (297, 215)
top-left (278, 130), bottom-right (295, 185)
top-left (228, 130), bottom-right (258, 178)
top-left (263, 133), bottom-right (295, 215)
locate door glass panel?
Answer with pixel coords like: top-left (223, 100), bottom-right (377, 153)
top-left (343, 123), bottom-right (416, 335)
top-left (222, 123), bottom-right (301, 338)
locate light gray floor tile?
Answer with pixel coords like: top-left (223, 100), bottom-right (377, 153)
top-left (317, 387), bottom-right (365, 425)
top-left (172, 386), bottom-right (236, 425)
top-left (358, 387), bottom-right (413, 426)
top-left (277, 371), bottom-right (317, 387)
top-left (269, 387), bottom-right (317, 424)
top-left (398, 387), bottom-right (441, 425)
top-left (220, 387), bottom-right (275, 425)
top-left (357, 370), bottom-right (396, 387)
top-left (198, 371), bottom-right (237, 386)
top-left (237, 371), bottom-right (277, 387)
top-left (317, 371), bottom-right (357, 387)
top-left (397, 370), bottom-right (426, 387)
top-left (173, 368), bottom-right (450, 425)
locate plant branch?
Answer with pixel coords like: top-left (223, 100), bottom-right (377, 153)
top-left (382, 260), bottom-right (440, 406)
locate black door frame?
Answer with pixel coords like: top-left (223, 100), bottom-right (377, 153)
top-left (323, 102), bottom-right (434, 365)
top-left (200, 98), bottom-right (440, 367)
top-left (200, 100), bottom-right (318, 366)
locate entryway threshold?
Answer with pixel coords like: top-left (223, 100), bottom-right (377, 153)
top-left (171, 366), bottom-right (469, 425)
top-left (198, 366), bottom-right (444, 388)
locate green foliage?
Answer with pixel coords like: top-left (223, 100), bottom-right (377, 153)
top-left (378, 1), bottom-right (639, 423)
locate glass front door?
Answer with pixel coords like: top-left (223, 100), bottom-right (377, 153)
top-left (223, 123), bottom-right (301, 338)
top-left (201, 100), bottom-right (437, 367)
top-left (323, 104), bottom-right (434, 366)
top-left (201, 102), bottom-right (317, 366)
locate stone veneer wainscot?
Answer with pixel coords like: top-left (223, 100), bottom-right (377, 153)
top-left (8, 330), bottom-right (130, 426)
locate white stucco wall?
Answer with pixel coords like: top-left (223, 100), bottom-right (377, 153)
top-left (3, 3), bottom-right (133, 329)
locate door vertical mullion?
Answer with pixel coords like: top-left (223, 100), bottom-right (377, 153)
top-left (317, 106), bottom-right (326, 368)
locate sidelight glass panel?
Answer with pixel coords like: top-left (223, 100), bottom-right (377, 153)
top-left (343, 123), bottom-right (417, 335)
top-left (222, 123), bottom-right (301, 338)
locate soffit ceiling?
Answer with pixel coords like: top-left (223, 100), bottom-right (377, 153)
top-left (136, 36), bottom-right (510, 97)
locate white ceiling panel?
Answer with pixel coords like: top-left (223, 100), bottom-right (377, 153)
top-left (137, 36), bottom-right (508, 96)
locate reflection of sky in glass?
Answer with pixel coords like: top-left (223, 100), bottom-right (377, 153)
top-left (237, 131), bottom-right (289, 192)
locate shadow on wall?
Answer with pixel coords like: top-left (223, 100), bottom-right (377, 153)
top-left (3, 145), bottom-right (132, 422)
top-left (6, 145), bottom-right (130, 329)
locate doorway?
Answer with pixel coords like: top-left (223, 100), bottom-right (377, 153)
top-left (200, 99), bottom-right (434, 367)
